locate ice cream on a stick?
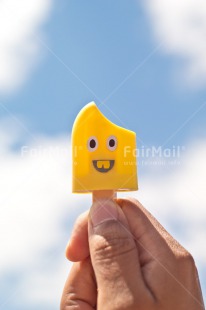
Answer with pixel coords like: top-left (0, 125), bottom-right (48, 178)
top-left (72, 102), bottom-right (138, 202)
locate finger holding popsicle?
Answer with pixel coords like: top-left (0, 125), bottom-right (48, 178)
top-left (72, 102), bottom-right (138, 202)
top-left (62, 105), bottom-right (204, 309)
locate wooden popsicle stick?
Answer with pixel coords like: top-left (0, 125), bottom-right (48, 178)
top-left (92, 190), bottom-right (117, 203)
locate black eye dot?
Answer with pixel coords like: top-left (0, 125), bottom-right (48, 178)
top-left (90, 139), bottom-right (96, 148)
top-left (109, 139), bottom-right (115, 147)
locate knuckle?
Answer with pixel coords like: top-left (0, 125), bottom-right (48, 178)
top-left (60, 292), bottom-right (80, 310)
top-left (176, 249), bottom-right (196, 268)
top-left (61, 291), bottom-right (93, 310)
top-left (184, 251), bottom-right (195, 265)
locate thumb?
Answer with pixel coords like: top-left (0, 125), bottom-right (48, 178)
top-left (88, 199), bottom-right (147, 309)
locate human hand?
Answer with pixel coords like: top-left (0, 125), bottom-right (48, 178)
top-left (61, 198), bottom-right (204, 310)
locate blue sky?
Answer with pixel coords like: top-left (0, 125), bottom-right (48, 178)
top-left (0, 0), bottom-right (206, 309)
top-left (1, 0), bottom-right (206, 145)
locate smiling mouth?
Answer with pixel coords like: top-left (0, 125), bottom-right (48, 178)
top-left (93, 160), bottom-right (115, 173)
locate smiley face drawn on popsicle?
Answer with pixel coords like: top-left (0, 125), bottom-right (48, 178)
top-left (87, 135), bottom-right (116, 173)
top-left (72, 102), bottom-right (138, 193)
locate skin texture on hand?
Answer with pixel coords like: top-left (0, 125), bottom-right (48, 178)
top-left (61, 198), bottom-right (205, 310)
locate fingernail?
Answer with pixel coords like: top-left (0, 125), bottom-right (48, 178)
top-left (90, 199), bottom-right (119, 227)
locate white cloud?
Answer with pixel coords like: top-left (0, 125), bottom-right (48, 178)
top-left (0, 125), bottom-right (205, 308)
top-left (0, 0), bottom-right (52, 93)
top-left (135, 141), bottom-right (206, 264)
top-left (143, 0), bottom-right (206, 86)
top-left (0, 130), bottom-right (90, 308)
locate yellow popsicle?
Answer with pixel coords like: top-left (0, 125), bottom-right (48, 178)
top-left (72, 102), bottom-right (138, 193)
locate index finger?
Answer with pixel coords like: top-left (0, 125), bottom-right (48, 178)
top-left (66, 210), bottom-right (89, 262)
